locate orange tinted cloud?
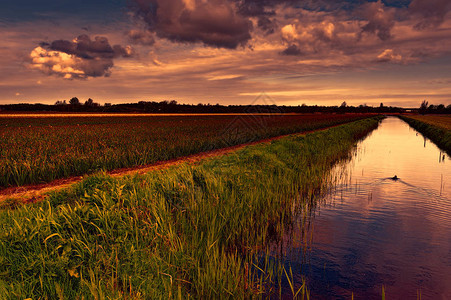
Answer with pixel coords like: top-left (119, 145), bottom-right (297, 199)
top-left (29, 35), bottom-right (134, 79)
top-left (130, 0), bottom-right (252, 48)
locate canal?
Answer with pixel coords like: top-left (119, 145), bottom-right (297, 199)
top-left (280, 117), bottom-right (451, 299)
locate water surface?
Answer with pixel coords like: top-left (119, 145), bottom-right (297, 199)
top-left (281, 117), bottom-right (451, 299)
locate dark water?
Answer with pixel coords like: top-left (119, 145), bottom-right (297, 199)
top-left (280, 117), bottom-right (451, 299)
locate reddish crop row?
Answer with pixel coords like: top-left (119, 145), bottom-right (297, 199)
top-left (0, 114), bottom-right (375, 188)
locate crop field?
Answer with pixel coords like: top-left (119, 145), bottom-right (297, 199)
top-left (0, 117), bottom-right (383, 298)
top-left (0, 114), bottom-right (374, 189)
top-left (399, 115), bottom-right (451, 153)
top-left (404, 115), bottom-right (451, 130)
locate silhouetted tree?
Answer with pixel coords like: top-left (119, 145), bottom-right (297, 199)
top-left (69, 97), bottom-right (80, 106)
top-left (419, 100), bottom-right (428, 114)
top-left (85, 98), bottom-right (94, 107)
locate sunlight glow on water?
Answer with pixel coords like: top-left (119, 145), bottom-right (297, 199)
top-left (284, 117), bottom-right (451, 299)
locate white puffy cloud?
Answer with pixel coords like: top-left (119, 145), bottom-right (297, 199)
top-left (29, 35), bottom-right (134, 79)
top-left (279, 14), bottom-right (361, 56)
top-left (29, 46), bottom-right (87, 79)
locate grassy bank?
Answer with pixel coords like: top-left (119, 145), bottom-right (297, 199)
top-left (0, 116), bottom-right (383, 299)
top-left (399, 115), bottom-right (451, 154)
top-left (0, 114), bottom-right (373, 189)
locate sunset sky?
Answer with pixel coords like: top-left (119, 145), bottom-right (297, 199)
top-left (1, 0), bottom-right (450, 107)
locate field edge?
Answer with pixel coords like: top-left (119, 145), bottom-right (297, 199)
top-left (398, 115), bottom-right (451, 155)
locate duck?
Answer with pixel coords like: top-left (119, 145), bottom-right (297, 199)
top-left (391, 175), bottom-right (399, 180)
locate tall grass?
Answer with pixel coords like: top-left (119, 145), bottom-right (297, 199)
top-left (0, 116), bottom-right (383, 298)
top-left (399, 115), bottom-right (451, 154)
top-left (0, 114), bottom-right (374, 189)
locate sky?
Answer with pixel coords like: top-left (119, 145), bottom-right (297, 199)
top-left (1, 0), bottom-right (450, 107)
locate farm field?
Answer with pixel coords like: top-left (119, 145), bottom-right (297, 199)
top-left (0, 116), bottom-right (383, 298)
top-left (403, 115), bottom-right (451, 130)
top-left (399, 115), bottom-right (451, 153)
top-left (0, 113), bottom-right (374, 189)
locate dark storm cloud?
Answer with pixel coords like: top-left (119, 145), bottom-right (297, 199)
top-left (409, 0), bottom-right (451, 30)
top-left (130, 0), bottom-right (253, 49)
top-left (29, 35), bottom-right (134, 79)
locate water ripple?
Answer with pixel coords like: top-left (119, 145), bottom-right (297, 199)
top-left (282, 117), bottom-right (451, 299)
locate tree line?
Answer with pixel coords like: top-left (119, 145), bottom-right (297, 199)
top-left (0, 98), bottom-right (449, 114)
top-left (419, 100), bottom-right (451, 114)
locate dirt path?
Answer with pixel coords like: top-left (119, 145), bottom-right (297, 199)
top-left (0, 124), bottom-right (343, 204)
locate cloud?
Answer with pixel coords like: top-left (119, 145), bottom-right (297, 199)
top-left (257, 16), bottom-right (278, 34)
top-left (130, 0), bottom-right (253, 49)
top-left (409, 0), bottom-right (451, 30)
top-left (49, 34), bottom-right (134, 59)
top-left (126, 0), bottom-right (449, 61)
top-left (359, 0), bottom-right (395, 41)
top-left (122, 0), bottom-right (451, 74)
top-left (127, 29), bottom-right (155, 45)
top-left (279, 13), bottom-right (360, 56)
top-left (29, 35), bottom-right (134, 79)
top-left (376, 49), bottom-right (403, 63)
top-left (281, 44), bottom-right (302, 56)
top-left (281, 24), bottom-right (299, 41)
